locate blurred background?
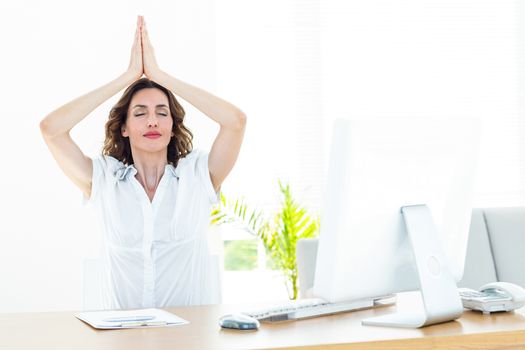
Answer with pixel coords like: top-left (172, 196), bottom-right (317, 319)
top-left (1, 0), bottom-right (524, 312)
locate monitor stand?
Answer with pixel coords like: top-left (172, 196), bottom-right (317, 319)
top-left (362, 204), bottom-right (463, 328)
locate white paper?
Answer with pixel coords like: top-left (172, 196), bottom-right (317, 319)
top-left (75, 308), bottom-right (189, 329)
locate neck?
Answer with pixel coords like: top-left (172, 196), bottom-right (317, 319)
top-left (131, 148), bottom-right (168, 192)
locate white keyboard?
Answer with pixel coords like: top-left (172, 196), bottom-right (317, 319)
top-left (242, 295), bottom-right (395, 322)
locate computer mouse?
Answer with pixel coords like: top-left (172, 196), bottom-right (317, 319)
top-left (219, 313), bottom-right (260, 330)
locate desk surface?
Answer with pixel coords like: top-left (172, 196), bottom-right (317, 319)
top-left (2, 292), bottom-right (525, 350)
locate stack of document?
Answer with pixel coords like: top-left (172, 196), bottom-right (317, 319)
top-left (75, 308), bottom-right (189, 329)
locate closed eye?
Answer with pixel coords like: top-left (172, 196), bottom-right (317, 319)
top-left (134, 113), bottom-right (168, 117)
top-left (135, 113), bottom-right (168, 117)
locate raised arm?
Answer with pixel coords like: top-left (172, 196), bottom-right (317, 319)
top-left (140, 18), bottom-right (246, 192)
top-left (40, 16), bottom-right (144, 198)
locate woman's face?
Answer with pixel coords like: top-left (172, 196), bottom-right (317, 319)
top-left (122, 88), bottom-right (174, 154)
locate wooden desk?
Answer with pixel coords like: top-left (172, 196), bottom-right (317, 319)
top-left (2, 292), bottom-right (525, 350)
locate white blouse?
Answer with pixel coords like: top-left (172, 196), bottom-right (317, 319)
top-left (84, 149), bottom-right (220, 310)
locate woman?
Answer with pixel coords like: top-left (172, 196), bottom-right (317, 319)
top-left (40, 16), bottom-right (246, 309)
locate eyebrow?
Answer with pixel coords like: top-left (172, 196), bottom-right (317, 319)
top-left (132, 104), bottom-right (169, 109)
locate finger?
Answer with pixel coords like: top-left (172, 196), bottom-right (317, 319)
top-left (142, 18), bottom-right (148, 35)
top-left (138, 18), bottom-right (143, 42)
top-left (134, 16), bottom-right (139, 42)
top-left (142, 22), bottom-right (150, 44)
top-left (140, 28), bottom-right (146, 49)
top-left (141, 23), bottom-right (148, 44)
top-left (133, 25), bottom-right (139, 46)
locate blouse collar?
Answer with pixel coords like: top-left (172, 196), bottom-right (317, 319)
top-left (114, 163), bottom-right (179, 181)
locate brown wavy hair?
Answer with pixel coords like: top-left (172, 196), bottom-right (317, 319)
top-left (102, 78), bottom-right (193, 167)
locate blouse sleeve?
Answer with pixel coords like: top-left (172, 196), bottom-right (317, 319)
top-left (180, 149), bottom-right (220, 205)
top-left (197, 150), bottom-right (221, 205)
top-left (81, 155), bottom-right (108, 207)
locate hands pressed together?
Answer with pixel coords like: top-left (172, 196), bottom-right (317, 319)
top-left (127, 15), bottom-right (160, 81)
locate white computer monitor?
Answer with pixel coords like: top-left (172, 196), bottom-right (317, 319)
top-left (313, 117), bottom-right (481, 327)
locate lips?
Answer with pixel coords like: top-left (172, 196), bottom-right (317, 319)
top-left (144, 132), bottom-right (161, 139)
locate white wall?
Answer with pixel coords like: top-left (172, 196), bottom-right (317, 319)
top-left (320, 0), bottom-right (522, 207)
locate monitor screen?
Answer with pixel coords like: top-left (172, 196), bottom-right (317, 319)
top-left (313, 117), bottom-right (481, 303)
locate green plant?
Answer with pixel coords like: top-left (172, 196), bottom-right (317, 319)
top-left (211, 181), bottom-right (320, 299)
top-left (223, 240), bottom-right (258, 270)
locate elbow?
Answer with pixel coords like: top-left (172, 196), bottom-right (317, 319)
top-left (234, 110), bottom-right (247, 131)
top-left (220, 110), bottom-right (247, 131)
top-left (39, 118), bottom-right (51, 138)
top-left (39, 117), bottom-right (64, 139)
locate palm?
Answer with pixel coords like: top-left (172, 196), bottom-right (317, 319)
top-left (140, 18), bottom-right (160, 79)
top-left (130, 45), bottom-right (143, 76)
top-left (127, 16), bottom-right (144, 80)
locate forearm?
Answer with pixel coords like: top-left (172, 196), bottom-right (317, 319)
top-left (40, 72), bottom-right (137, 138)
top-left (151, 70), bottom-right (246, 130)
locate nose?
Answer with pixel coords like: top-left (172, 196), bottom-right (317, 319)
top-left (147, 115), bottom-right (158, 127)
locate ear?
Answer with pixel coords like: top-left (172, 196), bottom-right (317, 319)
top-left (121, 124), bottom-right (129, 137)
